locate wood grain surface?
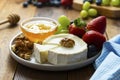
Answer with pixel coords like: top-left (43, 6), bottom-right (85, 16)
top-left (73, 0), bottom-right (120, 18)
top-left (0, 0), bottom-right (120, 80)
top-left (0, 0), bottom-right (36, 80)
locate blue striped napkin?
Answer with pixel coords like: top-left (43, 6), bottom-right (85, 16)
top-left (90, 35), bottom-right (120, 80)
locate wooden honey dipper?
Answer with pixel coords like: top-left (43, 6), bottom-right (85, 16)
top-left (0, 14), bottom-right (20, 25)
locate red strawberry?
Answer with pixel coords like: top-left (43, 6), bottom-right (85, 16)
top-left (87, 16), bottom-right (106, 34)
top-left (69, 24), bottom-right (86, 38)
top-left (82, 30), bottom-right (106, 50)
top-left (61, 0), bottom-right (73, 7)
top-left (69, 18), bottom-right (86, 38)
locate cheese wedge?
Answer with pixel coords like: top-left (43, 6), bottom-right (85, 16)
top-left (43, 34), bottom-right (88, 65)
top-left (33, 43), bottom-right (58, 63)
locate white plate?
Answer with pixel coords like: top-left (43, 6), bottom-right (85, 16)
top-left (9, 33), bottom-right (100, 71)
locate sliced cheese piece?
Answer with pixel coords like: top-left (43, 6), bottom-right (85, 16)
top-left (43, 34), bottom-right (88, 65)
top-left (33, 43), bottom-right (58, 63)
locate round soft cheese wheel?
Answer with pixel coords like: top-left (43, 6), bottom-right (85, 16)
top-left (43, 34), bottom-right (88, 65)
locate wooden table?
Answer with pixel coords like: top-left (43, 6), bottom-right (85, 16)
top-left (0, 0), bottom-right (120, 80)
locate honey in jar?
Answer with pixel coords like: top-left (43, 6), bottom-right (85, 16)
top-left (20, 17), bottom-right (58, 43)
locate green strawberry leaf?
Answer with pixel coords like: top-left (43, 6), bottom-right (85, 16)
top-left (74, 18), bottom-right (86, 27)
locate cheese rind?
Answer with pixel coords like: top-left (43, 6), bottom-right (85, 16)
top-left (48, 46), bottom-right (87, 65)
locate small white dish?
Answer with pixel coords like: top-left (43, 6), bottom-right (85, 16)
top-left (9, 33), bottom-right (100, 71)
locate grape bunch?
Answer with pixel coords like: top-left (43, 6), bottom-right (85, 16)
top-left (83, 0), bottom-right (120, 7)
top-left (110, 0), bottom-right (120, 6)
top-left (56, 15), bottom-right (70, 34)
top-left (102, 0), bottom-right (120, 6)
top-left (80, 1), bottom-right (98, 19)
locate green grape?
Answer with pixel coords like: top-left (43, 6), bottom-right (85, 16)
top-left (58, 15), bottom-right (70, 27)
top-left (55, 26), bottom-right (68, 34)
top-left (59, 30), bottom-right (69, 33)
top-left (82, 1), bottom-right (91, 10)
top-left (110, 0), bottom-right (120, 6)
top-left (60, 25), bottom-right (68, 30)
top-left (102, 0), bottom-right (110, 6)
top-left (80, 10), bottom-right (88, 18)
top-left (55, 26), bottom-right (62, 34)
top-left (88, 8), bottom-right (98, 17)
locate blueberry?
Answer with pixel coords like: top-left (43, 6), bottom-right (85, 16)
top-left (54, 1), bottom-right (61, 7)
top-left (96, 0), bottom-right (102, 5)
top-left (23, 2), bottom-right (28, 7)
top-left (44, 2), bottom-right (52, 6)
top-left (32, 1), bottom-right (38, 6)
top-left (83, 0), bottom-right (87, 3)
top-left (49, 1), bottom-right (54, 6)
top-left (83, 0), bottom-right (93, 3)
top-left (87, 45), bottom-right (98, 58)
top-left (88, 0), bottom-right (93, 3)
top-left (36, 2), bottom-right (43, 8)
top-left (50, 0), bottom-right (61, 7)
top-left (27, 0), bottom-right (32, 4)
